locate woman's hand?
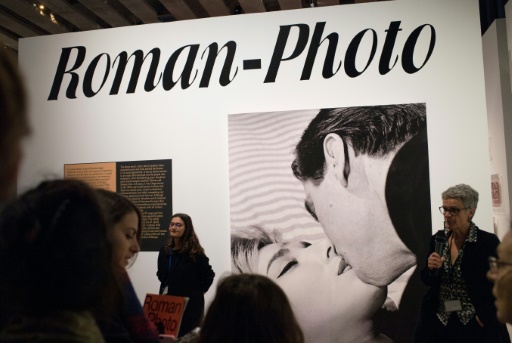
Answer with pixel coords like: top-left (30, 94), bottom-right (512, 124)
top-left (427, 252), bottom-right (445, 271)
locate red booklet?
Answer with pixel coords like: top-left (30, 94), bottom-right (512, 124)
top-left (143, 293), bottom-right (189, 337)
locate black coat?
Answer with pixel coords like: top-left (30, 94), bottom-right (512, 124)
top-left (156, 247), bottom-right (215, 337)
top-left (415, 228), bottom-right (510, 343)
top-left (383, 129), bottom-right (431, 343)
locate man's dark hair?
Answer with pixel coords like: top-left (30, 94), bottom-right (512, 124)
top-left (292, 103), bottom-right (426, 184)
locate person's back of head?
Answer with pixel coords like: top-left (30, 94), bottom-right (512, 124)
top-left (0, 179), bottom-right (113, 316)
top-left (0, 49), bottom-right (30, 201)
top-left (199, 274), bottom-right (304, 343)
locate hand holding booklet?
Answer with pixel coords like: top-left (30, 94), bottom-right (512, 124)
top-left (143, 293), bottom-right (189, 338)
top-left (158, 334), bottom-right (177, 342)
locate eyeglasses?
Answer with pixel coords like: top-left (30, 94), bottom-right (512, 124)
top-left (169, 222), bottom-right (183, 228)
top-left (489, 256), bottom-right (512, 273)
top-left (438, 206), bottom-right (469, 216)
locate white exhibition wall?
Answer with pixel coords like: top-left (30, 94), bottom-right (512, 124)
top-left (485, 11), bottom-right (512, 337)
top-left (18, 0), bottom-right (491, 306)
top-left (483, 19), bottom-right (512, 239)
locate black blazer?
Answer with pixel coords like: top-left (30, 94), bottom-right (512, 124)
top-left (416, 228), bottom-right (510, 343)
top-left (156, 247), bottom-right (215, 337)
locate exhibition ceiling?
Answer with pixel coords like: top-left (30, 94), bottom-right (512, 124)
top-left (0, 0), bottom-right (388, 55)
top-left (0, 0), bottom-right (506, 56)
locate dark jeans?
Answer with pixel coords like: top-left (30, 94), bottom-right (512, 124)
top-left (429, 314), bottom-right (484, 343)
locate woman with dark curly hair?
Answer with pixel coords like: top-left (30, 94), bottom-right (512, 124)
top-left (156, 213), bottom-right (215, 338)
top-left (198, 274), bottom-right (304, 343)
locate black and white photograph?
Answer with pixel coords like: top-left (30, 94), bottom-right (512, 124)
top-left (13, 0), bottom-right (501, 340)
top-left (229, 104), bottom-right (432, 343)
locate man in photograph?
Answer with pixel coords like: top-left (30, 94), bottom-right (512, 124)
top-left (292, 103), bottom-right (432, 342)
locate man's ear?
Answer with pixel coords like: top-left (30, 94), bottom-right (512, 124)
top-left (323, 133), bottom-right (350, 187)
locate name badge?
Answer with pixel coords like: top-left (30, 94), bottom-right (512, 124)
top-left (444, 299), bottom-right (462, 312)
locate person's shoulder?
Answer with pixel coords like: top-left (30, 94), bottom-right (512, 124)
top-left (430, 230), bottom-right (445, 240)
top-left (192, 252), bottom-right (210, 264)
top-left (476, 227), bottom-right (498, 239)
top-left (434, 230), bottom-right (445, 237)
top-left (475, 227), bottom-right (500, 246)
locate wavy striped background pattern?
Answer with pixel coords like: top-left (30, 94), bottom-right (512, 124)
top-left (228, 109), bottom-right (326, 243)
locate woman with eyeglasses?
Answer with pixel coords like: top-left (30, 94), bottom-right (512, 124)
top-left (156, 213), bottom-right (215, 338)
top-left (414, 184), bottom-right (510, 343)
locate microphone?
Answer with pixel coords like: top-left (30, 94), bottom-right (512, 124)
top-left (435, 233), bottom-right (446, 256)
top-left (432, 232), bottom-right (447, 277)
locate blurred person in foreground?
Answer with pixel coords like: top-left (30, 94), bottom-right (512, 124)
top-left (196, 274), bottom-right (304, 343)
top-left (0, 179), bottom-right (115, 342)
top-left (488, 229), bottom-right (512, 324)
top-left (0, 49), bottom-right (30, 204)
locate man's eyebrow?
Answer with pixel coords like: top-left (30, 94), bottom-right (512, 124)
top-left (304, 199), bottom-right (318, 221)
top-left (267, 246), bottom-right (290, 274)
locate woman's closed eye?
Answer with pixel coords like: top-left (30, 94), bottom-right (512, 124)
top-left (277, 241), bottom-right (311, 279)
top-left (125, 229), bottom-right (137, 240)
top-left (278, 258), bottom-right (298, 278)
top-left (267, 241), bottom-right (311, 278)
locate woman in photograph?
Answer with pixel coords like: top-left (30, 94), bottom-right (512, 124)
top-left (157, 213), bottom-right (215, 338)
top-left (232, 227), bottom-right (393, 343)
top-left (96, 189), bottom-right (160, 343)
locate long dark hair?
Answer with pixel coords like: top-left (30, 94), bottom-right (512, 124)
top-left (164, 213), bottom-right (204, 257)
top-left (0, 179), bottom-right (115, 315)
top-left (96, 188), bottom-right (142, 265)
top-left (198, 274), bottom-right (304, 343)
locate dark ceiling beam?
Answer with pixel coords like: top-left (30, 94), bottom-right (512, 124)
top-left (79, 0), bottom-right (132, 27)
top-left (238, 0), bottom-right (266, 13)
top-left (0, 32), bottom-right (17, 50)
top-left (317, 0), bottom-right (341, 6)
top-left (0, 12), bottom-right (42, 38)
top-left (277, 0), bottom-right (302, 10)
top-left (197, 0), bottom-right (230, 16)
top-left (118, 0), bottom-right (160, 23)
top-left (159, 0), bottom-right (197, 20)
top-left (38, 0), bottom-right (99, 31)
top-left (0, 0), bottom-right (68, 34)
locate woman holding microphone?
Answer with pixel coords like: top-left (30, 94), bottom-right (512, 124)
top-left (415, 184), bottom-right (510, 342)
